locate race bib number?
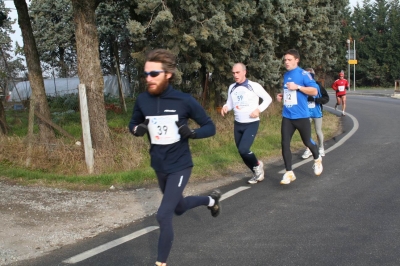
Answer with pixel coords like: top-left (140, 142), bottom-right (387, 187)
top-left (146, 115), bottom-right (180, 145)
top-left (283, 89), bottom-right (298, 106)
top-left (308, 101), bottom-right (316, 108)
top-left (338, 85), bottom-right (345, 92)
top-left (233, 91), bottom-right (250, 110)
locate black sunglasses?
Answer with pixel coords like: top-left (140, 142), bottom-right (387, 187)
top-left (144, 70), bottom-right (165, 77)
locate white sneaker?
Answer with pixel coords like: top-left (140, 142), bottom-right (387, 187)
top-left (301, 148), bottom-right (312, 159)
top-left (313, 156), bottom-right (323, 176)
top-left (280, 171), bottom-right (296, 185)
top-left (248, 161), bottom-right (264, 184)
top-left (342, 111), bottom-right (346, 116)
top-left (319, 148), bottom-right (325, 157)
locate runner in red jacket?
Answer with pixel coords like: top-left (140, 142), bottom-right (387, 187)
top-left (332, 71), bottom-right (349, 116)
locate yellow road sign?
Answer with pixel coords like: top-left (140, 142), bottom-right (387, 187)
top-left (348, 60), bottom-right (358, 64)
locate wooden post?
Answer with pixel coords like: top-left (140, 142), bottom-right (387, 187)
top-left (26, 96), bottom-right (35, 167)
top-left (394, 80), bottom-right (400, 94)
top-left (115, 58), bottom-right (127, 113)
top-left (78, 84), bottom-right (94, 174)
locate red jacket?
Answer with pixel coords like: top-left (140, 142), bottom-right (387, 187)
top-left (332, 78), bottom-right (349, 96)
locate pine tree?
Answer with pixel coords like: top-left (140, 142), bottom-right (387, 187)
top-left (127, 0), bottom-right (347, 106)
top-left (29, 0), bottom-right (76, 78)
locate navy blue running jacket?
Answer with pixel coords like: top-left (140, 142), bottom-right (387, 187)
top-left (129, 85), bottom-right (216, 173)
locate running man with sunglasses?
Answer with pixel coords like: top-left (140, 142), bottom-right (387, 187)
top-left (221, 63), bottom-right (272, 184)
top-left (128, 49), bottom-right (220, 266)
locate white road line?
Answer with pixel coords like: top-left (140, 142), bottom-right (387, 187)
top-left (220, 186), bottom-right (251, 201)
top-left (278, 107), bottom-right (359, 174)
top-left (63, 226), bottom-right (159, 264)
top-left (63, 187), bottom-right (250, 264)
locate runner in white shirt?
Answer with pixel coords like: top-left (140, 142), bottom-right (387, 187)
top-left (221, 63), bottom-right (272, 184)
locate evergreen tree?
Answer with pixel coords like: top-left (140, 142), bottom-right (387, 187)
top-left (350, 0), bottom-right (399, 86)
top-left (96, 0), bottom-right (133, 78)
top-left (127, 0), bottom-right (347, 106)
top-left (29, 0), bottom-right (76, 78)
top-left (386, 0), bottom-right (400, 81)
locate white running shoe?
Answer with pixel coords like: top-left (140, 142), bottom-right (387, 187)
top-left (248, 161), bottom-right (264, 184)
top-left (313, 156), bottom-right (323, 176)
top-left (342, 111), bottom-right (346, 116)
top-left (280, 171), bottom-right (296, 185)
top-left (319, 148), bottom-right (325, 157)
top-left (302, 148), bottom-right (312, 159)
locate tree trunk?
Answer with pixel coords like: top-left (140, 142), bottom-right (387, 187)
top-left (71, 0), bottom-right (112, 152)
top-left (0, 100), bottom-right (8, 135)
top-left (14, 0), bottom-right (56, 143)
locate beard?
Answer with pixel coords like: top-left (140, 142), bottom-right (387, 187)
top-left (147, 77), bottom-right (169, 96)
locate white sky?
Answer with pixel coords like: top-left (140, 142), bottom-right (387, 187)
top-left (4, 0), bottom-right (365, 56)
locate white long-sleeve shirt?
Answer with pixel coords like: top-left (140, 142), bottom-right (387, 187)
top-left (224, 79), bottom-right (272, 123)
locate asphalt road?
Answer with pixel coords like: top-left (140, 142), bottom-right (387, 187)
top-left (14, 92), bottom-right (400, 266)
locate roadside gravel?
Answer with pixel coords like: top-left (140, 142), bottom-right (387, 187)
top-left (0, 174), bottom-right (243, 266)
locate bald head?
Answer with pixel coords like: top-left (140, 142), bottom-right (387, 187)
top-left (232, 63), bottom-right (247, 84)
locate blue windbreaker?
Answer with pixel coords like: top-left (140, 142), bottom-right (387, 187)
top-left (282, 67), bottom-right (319, 119)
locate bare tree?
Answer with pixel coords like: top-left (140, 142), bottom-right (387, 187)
top-left (71, 0), bottom-right (112, 152)
top-left (14, 0), bottom-right (55, 143)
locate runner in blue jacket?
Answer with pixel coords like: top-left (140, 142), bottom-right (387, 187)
top-left (128, 49), bottom-right (220, 266)
top-left (276, 49), bottom-right (323, 185)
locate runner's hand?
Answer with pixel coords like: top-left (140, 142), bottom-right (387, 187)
top-left (175, 121), bottom-right (196, 139)
top-left (133, 119), bottom-right (149, 136)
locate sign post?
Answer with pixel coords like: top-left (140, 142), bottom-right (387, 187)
top-left (346, 39), bottom-right (356, 91)
top-left (353, 40), bottom-right (356, 91)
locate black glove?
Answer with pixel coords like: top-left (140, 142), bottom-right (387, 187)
top-left (307, 96), bottom-right (315, 102)
top-left (175, 121), bottom-right (196, 139)
top-left (346, 86), bottom-right (349, 91)
top-left (133, 119), bottom-right (149, 136)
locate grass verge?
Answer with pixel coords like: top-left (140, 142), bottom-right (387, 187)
top-left (0, 102), bottom-right (340, 190)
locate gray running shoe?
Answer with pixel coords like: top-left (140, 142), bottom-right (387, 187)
top-left (302, 148), bottom-right (312, 159)
top-left (248, 161), bottom-right (264, 184)
top-left (247, 174), bottom-right (258, 184)
top-left (208, 189), bottom-right (221, 217)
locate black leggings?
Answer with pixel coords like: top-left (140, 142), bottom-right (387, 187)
top-left (155, 167), bottom-right (209, 262)
top-left (234, 121), bottom-right (260, 172)
top-left (281, 117), bottom-right (319, 171)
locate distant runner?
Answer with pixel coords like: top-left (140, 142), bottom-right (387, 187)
top-left (332, 71), bottom-right (349, 116)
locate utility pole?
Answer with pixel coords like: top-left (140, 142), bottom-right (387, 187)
top-left (347, 39), bottom-right (351, 84)
top-left (353, 40), bottom-right (356, 91)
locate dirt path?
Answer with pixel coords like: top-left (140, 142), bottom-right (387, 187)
top-left (0, 174), bottom-right (244, 265)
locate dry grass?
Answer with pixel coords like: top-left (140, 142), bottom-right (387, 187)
top-left (0, 101), bottom-right (340, 182)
